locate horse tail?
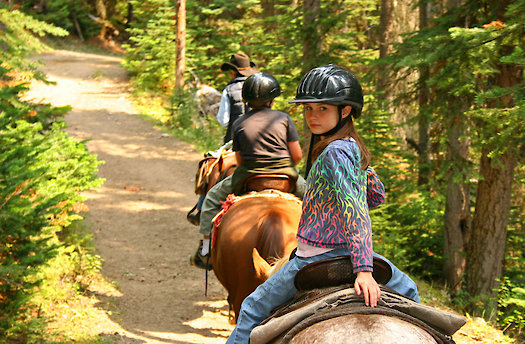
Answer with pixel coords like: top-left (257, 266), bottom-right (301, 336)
top-left (255, 206), bottom-right (294, 264)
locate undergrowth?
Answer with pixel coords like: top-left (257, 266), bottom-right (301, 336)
top-left (22, 220), bottom-right (115, 344)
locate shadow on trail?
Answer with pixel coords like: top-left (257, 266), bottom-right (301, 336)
top-left (34, 51), bottom-right (128, 84)
top-left (31, 49), bottom-right (233, 342)
top-left (67, 108), bottom-right (233, 342)
top-left (91, 289), bottom-right (230, 344)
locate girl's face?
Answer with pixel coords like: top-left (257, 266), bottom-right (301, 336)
top-left (304, 103), bottom-right (352, 135)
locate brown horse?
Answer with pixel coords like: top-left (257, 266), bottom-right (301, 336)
top-left (187, 149), bottom-right (237, 224)
top-left (194, 150), bottom-right (237, 195)
top-left (251, 286), bottom-right (465, 344)
top-left (211, 191), bottom-right (302, 323)
top-left (273, 314), bottom-right (439, 344)
top-left (251, 283), bottom-right (466, 344)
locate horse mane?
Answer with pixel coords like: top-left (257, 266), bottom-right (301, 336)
top-left (269, 255), bottom-right (290, 276)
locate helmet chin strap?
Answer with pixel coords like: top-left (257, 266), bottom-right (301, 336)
top-left (317, 107), bottom-right (351, 136)
top-left (305, 107), bottom-right (350, 177)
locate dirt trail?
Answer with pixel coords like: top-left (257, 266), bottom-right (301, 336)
top-left (27, 49), bottom-right (234, 343)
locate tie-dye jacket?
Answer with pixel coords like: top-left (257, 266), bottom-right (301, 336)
top-left (297, 138), bottom-right (384, 273)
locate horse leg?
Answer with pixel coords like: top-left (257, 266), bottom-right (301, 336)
top-left (227, 295), bottom-right (236, 325)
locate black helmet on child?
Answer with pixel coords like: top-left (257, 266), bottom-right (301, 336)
top-left (289, 64), bottom-right (364, 118)
top-left (242, 72), bottom-right (282, 103)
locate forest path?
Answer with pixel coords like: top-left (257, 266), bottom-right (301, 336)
top-left (27, 49), bottom-right (234, 343)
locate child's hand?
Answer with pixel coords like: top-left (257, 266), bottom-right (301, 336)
top-left (354, 271), bottom-right (381, 307)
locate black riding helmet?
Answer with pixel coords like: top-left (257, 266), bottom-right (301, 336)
top-left (291, 65), bottom-right (365, 177)
top-left (289, 64), bottom-right (363, 118)
top-left (242, 72), bottom-right (282, 103)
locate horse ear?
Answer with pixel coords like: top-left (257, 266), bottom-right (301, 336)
top-left (252, 248), bottom-right (271, 281)
top-left (217, 154), bottom-right (224, 171)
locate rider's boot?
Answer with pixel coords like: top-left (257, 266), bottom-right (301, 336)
top-left (190, 239), bottom-right (213, 270)
top-left (187, 208), bottom-right (201, 226)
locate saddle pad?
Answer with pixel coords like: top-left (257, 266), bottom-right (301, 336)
top-left (250, 286), bottom-right (466, 344)
top-left (211, 190), bottom-right (301, 249)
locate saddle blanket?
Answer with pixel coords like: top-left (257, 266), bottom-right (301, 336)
top-left (250, 286), bottom-right (466, 344)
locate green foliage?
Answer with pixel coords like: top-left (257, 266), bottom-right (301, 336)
top-left (498, 277), bottom-right (525, 341)
top-left (0, 68), bottom-right (103, 341)
top-left (124, 0), bottom-right (383, 148)
top-left (32, 221), bottom-right (103, 306)
top-left (373, 189), bottom-right (445, 278)
top-left (122, 0), bottom-right (177, 93)
top-left (0, 6), bottom-right (68, 74)
top-left (20, 0), bottom-right (102, 40)
top-left (383, 0), bottom-right (524, 336)
top-left (168, 88), bottom-right (224, 151)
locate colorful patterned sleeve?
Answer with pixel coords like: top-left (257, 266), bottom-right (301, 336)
top-left (322, 144), bottom-right (373, 273)
top-left (367, 167), bottom-right (385, 209)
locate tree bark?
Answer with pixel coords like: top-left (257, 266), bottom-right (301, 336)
top-left (466, 58), bottom-right (522, 305)
top-left (466, 150), bottom-right (516, 301)
top-left (261, 0), bottom-right (275, 17)
top-left (302, 0), bottom-right (321, 73)
top-left (416, 2), bottom-right (431, 186)
top-left (126, 2), bottom-right (133, 27)
top-left (301, 0), bottom-right (321, 138)
top-left (175, 0), bottom-right (186, 90)
top-left (95, 0), bottom-right (108, 39)
top-left (377, 0), bottom-right (419, 161)
top-left (443, 116), bottom-right (471, 293)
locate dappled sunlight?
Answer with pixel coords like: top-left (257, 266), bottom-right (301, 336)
top-left (84, 185), bottom-right (185, 200)
top-left (89, 138), bottom-right (196, 161)
top-left (116, 200), bottom-right (172, 212)
top-left (25, 49), bottom-right (233, 344)
top-left (82, 186), bottom-right (187, 215)
top-left (179, 300), bottom-right (233, 341)
top-left (137, 327), bottom-right (231, 344)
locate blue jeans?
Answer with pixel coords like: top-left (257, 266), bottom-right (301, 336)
top-left (225, 249), bottom-right (420, 344)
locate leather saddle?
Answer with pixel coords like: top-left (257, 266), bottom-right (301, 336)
top-left (294, 255), bottom-right (393, 290)
top-left (251, 256), bottom-right (464, 344)
top-left (242, 174), bottom-right (296, 194)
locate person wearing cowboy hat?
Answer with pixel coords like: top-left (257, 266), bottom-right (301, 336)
top-left (216, 53), bottom-right (258, 144)
top-left (185, 53), bottom-right (259, 239)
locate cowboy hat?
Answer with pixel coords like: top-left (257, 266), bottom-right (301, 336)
top-left (220, 53), bottom-right (258, 76)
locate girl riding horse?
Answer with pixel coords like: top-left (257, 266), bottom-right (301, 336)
top-left (225, 64), bottom-right (420, 344)
top-left (191, 72), bottom-right (304, 270)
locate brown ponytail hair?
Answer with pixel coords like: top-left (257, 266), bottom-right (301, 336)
top-left (310, 118), bottom-right (370, 171)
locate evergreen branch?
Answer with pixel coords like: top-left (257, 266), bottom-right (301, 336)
top-left (406, 137), bottom-right (423, 154)
top-left (0, 275), bottom-right (23, 289)
top-left (472, 24), bottom-right (523, 49)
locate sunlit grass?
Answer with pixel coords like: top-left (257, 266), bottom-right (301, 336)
top-left (29, 220), bottom-right (120, 343)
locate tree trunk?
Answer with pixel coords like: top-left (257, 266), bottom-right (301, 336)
top-left (301, 0), bottom-right (321, 138)
top-left (126, 2), bottom-right (133, 27)
top-left (175, 0), bottom-right (186, 90)
top-left (302, 0), bottom-right (321, 73)
top-left (443, 115), bottom-right (471, 293)
top-left (95, 0), bottom-right (108, 39)
top-left (377, 0), bottom-right (420, 172)
top-left (415, 2), bottom-right (431, 186)
top-left (466, 150), bottom-right (516, 302)
top-left (466, 59), bottom-right (521, 307)
top-left (261, 0), bottom-right (275, 17)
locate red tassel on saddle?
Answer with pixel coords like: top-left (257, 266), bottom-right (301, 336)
top-left (211, 194), bottom-right (237, 249)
